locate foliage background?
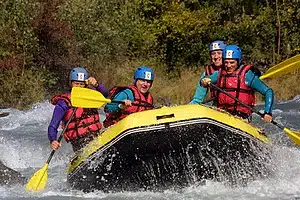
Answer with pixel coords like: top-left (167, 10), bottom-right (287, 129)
top-left (0, 0), bottom-right (299, 109)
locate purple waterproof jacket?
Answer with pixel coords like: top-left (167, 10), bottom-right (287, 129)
top-left (48, 85), bottom-right (108, 142)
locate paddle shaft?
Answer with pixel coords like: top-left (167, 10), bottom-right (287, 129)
top-left (111, 100), bottom-right (154, 108)
top-left (46, 108), bottom-right (76, 164)
top-left (209, 83), bottom-right (277, 122)
top-left (210, 84), bottom-right (300, 146)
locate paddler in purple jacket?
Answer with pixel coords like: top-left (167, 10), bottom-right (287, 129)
top-left (48, 67), bottom-right (108, 152)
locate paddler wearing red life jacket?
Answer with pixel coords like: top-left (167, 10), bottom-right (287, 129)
top-left (200, 44), bottom-right (274, 123)
top-left (48, 67), bottom-right (108, 152)
top-left (103, 66), bottom-right (154, 128)
top-left (190, 40), bottom-right (226, 104)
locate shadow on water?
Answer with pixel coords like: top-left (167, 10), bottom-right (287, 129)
top-left (0, 160), bottom-right (26, 186)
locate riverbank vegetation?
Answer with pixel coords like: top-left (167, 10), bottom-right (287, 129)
top-left (0, 0), bottom-right (299, 109)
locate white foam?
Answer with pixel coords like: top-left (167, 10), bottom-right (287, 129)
top-left (0, 101), bottom-right (54, 131)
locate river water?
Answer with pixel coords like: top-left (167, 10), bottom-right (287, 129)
top-left (0, 98), bottom-right (300, 200)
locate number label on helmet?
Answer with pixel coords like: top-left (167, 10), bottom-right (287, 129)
top-left (144, 71), bottom-right (152, 80)
top-left (225, 50), bottom-right (233, 58)
top-left (77, 73), bottom-right (85, 81)
top-left (212, 43), bottom-right (219, 50)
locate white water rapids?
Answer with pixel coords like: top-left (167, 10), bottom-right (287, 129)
top-left (0, 98), bottom-right (300, 200)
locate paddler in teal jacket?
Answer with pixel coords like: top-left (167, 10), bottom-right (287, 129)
top-left (190, 40), bottom-right (226, 104)
top-left (201, 45), bottom-right (274, 123)
top-left (103, 66), bottom-right (154, 127)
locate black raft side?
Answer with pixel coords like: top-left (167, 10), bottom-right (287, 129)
top-left (67, 118), bottom-right (272, 192)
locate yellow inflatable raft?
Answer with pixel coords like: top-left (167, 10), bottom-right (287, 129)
top-left (67, 104), bottom-right (272, 192)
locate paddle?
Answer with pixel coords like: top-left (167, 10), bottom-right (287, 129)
top-left (0, 112), bottom-right (9, 118)
top-left (26, 108), bottom-right (76, 192)
top-left (71, 87), bottom-right (154, 108)
top-left (260, 54), bottom-right (300, 80)
top-left (209, 83), bottom-right (300, 145)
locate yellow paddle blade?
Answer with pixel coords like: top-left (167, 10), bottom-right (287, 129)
top-left (260, 54), bottom-right (300, 80)
top-left (26, 163), bottom-right (49, 192)
top-left (283, 128), bottom-right (300, 146)
top-left (71, 87), bottom-right (111, 108)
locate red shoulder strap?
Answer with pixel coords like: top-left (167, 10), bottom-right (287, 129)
top-left (51, 93), bottom-right (72, 107)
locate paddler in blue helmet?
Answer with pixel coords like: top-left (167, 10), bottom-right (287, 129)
top-left (48, 67), bottom-right (108, 152)
top-left (190, 40), bottom-right (226, 104)
top-left (200, 44), bottom-right (274, 122)
top-left (103, 66), bottom-right (154, 128)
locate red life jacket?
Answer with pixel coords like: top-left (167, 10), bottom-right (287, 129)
top-left (205, 64), bottom-right (218, 76)
top-left (205, 64), bottom-right (219, 99)
top-left (103, 85), bottom-right (153, 128)
top-left (51, 93), bottom-right (102, 142)
top-left (216, 64), bottom-right (255, 117)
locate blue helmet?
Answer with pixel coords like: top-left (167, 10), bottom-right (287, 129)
top-left (134, 66), bottom-right (154, 81)
top-left (222, 45), bottom-right (242, 63)
top-left (69, 67), bottom-right (88, 82)
top-left (209, 40), bottom-right (226, 52)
